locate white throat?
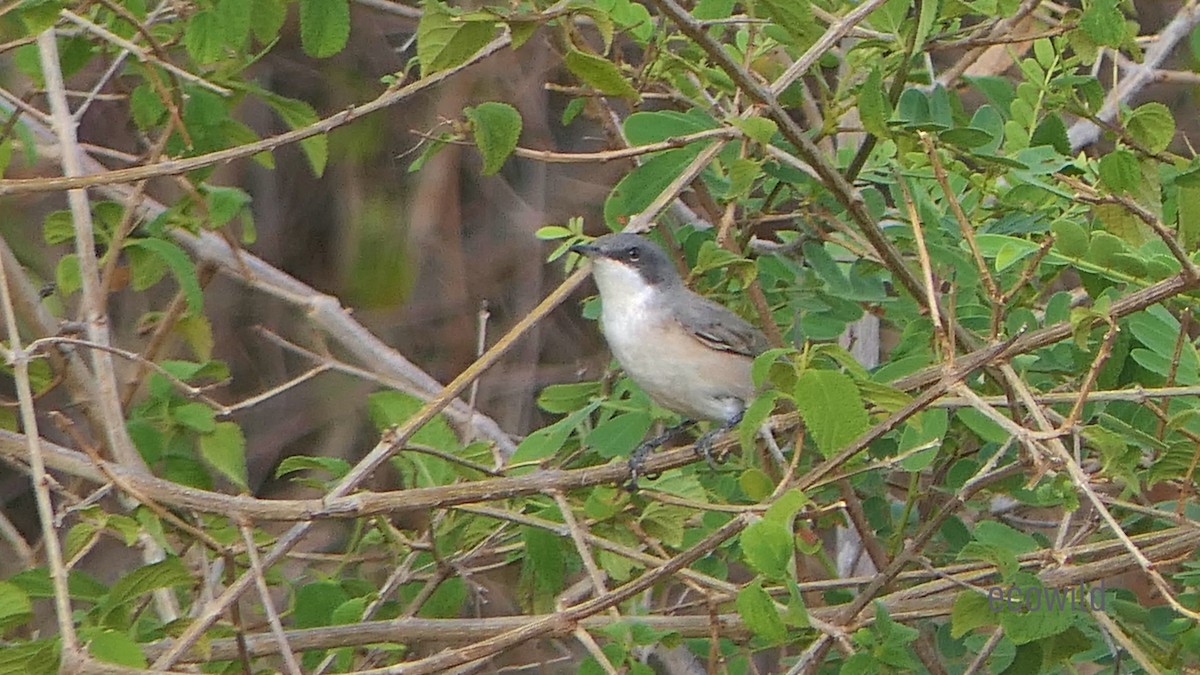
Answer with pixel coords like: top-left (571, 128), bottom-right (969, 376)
top-left (590, 259), bottom-right (661, 332)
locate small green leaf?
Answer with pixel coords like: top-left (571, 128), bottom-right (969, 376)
top-left (793, 370), bottom-right (869, 458)
top-left (564, 49), bottom-right (638, 99)
top-left (1029, 113), bottom-right (1069, 154)
top-left (173, 402), bottom-right (216, 432)
top-left (88, 630), bottom-right (147, 667)
top-left (859, 68), bottom-right (890, 137)
top-left (218, 0), bottom-right (252, 49)
top-left (973, 521), bottom-right (1038, 554)
top-left (123, 238), bottom-right (204, 312)
top-left (536, 381), bottom-right (601, 413)
top-left (1180, 184), bottom-right (1200, 251)
top-left (199, 421), bottom-right (248, 490)
top-left (733, 116), bottom-right (777, 145)
top-left (740, 519), bottom-right (792, 580)
top-left (739, 468), bottom-right (773, 501)
top-left (624, 110), bottom-right (715, 145)
top-left (522, 527), bottom-right (566, 610)
top-left (250, 0), bottom-right (288, 43)
top-left (759, 0), bottom-right (816, 47)
top-left (56, 254), bottom-right (81, 296)
top-left (586, 411), bottom-right (652, 458)
top-left (0, 581), bottom-right (32, 632)
top-left (203, 185), bottom-right (252, 228)
top-left (275, 455), bottom-right (351, 480)
top-left (299, 0), bottom-right (350, 58)
top-left (294, 581), bottom-right (349, 628)
top-left (1079, 0), bottom-right (1126, 47)
top-left (950, 591), bottom-right (996, 638)
top-left (1051, 219), bottom-right (1089, 257)
top-left (465, 102), bottom-right (522, 175)
top-left (184, 10), bottom-right (224, 64)
top-left (510, 402), bottom-right (598, 466)
top-left (736, 579), bottom-right (787, 644)
top-left (130, 84), bottom-right (165, 130)
top-left (103, 558), bottom-right (191, 614)
top-left (604, 144), bottom-right (705, 229)
top-left (417, 2), bottom-right (496, 76)
top-left (368, 391), bottom-right (458, 451)
top-left (1125, 102), bottom-right (1175, 153)
top-left (261, 92), bottom-right (327, 177)
top-left (1098, 149), bottom-right (1139, 193)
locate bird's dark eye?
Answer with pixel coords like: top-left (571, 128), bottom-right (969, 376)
top-left (628, 247), bottom-right (640, 261)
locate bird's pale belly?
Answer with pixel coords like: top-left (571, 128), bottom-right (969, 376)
top-left (602, 313), bottom-right (754, 423)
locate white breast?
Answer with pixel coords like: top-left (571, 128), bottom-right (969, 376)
top-left (590, 259), bottom-right (753, 422)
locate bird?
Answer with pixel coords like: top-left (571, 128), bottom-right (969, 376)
top-left (570, 232), bottom-right (768, 485)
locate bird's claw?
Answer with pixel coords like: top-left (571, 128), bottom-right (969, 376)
top-left (694, 429), bottom-right (727, 469)
top-left (625, 441), bottom-right (655, 492)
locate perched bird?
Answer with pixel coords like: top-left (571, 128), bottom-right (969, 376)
top-left (570, 233), bottom-right (768, 483)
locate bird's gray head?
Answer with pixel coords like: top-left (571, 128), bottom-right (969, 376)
top-left (570, 233), bottom-right (682, 293)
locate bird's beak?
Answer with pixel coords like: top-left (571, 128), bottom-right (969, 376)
top-left (570, 242), bottom-right (600, 257)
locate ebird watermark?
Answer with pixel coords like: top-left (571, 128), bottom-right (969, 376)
top-left (987, 580), bottom-right (1107, 613)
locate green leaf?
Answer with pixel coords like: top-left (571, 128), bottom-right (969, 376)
top-left (130, 83), bottom-right (165, 130)
top-left (199, 421), bottom-right (248, 490)
top-left (1098, 149), bottom-right (1139, 193)
top-left (537, 381), bottom-right (601, 413)
top-left (510, 402), bottom-right (598, 467)
top-left (624, 110), bottom-right (715, 145)
top-left (102, 558), bottom-right (191, 616)
top-left (793, 370), bottom-right (869, 458)
top-left (739, 468), bottom-right (773, 501)
top-left (1125, 102), bottom-right (1175, 153)
top-left (17, 0), bottom-right (64, 33)
top-left (764, 488), bottom-right (809, 525)
top-left (1051, 219), bottom-right (1089, 257)
top-left (294, 581), bottom-right (349, 628)
top-left (56, 254), bottom-right (81, 296)
top-left (260, 92), bottom-right (327, 177)
top-left (733, 116), bottom-right (776, 145)
top-left (87, 630), bottom-right (147, 667)
top-left (184, 10), bottom-right (224, 64)
top-left (564, 49), bottom-right (638, 99)
top-left (759, 0), bottom-right (816, 47)
top-left (250, 0), bottom-right (288, 43)
top-left (859, 68), bottom-right (890, 137)
top-left (950, 591), bottom-right (996, 638)
top-left (331, 597), bottom-right (367, 625)
top-left (0, 581), bottom-right (31, 632)
top-left (1000, 581), bottom-right (1075, 644)
top-left (417, 2), bottom-right (496, 77)
top-left (203, 185), bottom-right (251, 228)
top-left (465, 102), bottom-right (522, 176)
top-left (740, 519), bottom-right (792, 580)
top-left (299, 0), bottom-right (350, 58)
top-left (736, 579), bottom-right (787, 644)
top-left (368, 391), bottom-right (459, 451)
top-left (123, 238), bottom-right (204, 312)
top-left (218, 0), bottom-right (252, 50)
top-left (275, 455), bottom-right (351, 480)
top-left (1079, 0), bottom-right (1125, 47)
top-left (173, 402), bottom-right (216, 432)
top-left (1180, 184), bottom-right (1200, 251)
top-left (1029, 113), bottom-right (1069, 154)
top-left (604, 144), bottom-right (705, 229)
top-left (973, 521), bottom-right (1038, 554)
top-left (586, 411), bottom-right (652, 458)
top-left (521, 526), bottom-right (566, 610)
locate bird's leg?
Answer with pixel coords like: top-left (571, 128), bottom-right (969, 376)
top-left (695, 410), bottom-right (745, 469)
top-left (626, 419), bottom-right (696, 491)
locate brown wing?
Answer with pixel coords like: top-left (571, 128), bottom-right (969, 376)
top-left (673, 290), bottom-right (769, 357)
